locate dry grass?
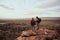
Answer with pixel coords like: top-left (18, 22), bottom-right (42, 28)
top-left (0, 20), bottom-right (60, 40)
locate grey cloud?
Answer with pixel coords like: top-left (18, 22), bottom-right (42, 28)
top-left (36, 0), bottom-right (60, 8)
top-left (50, 9), bottom-right (60, 12)
top-left (0, 4), bottom-right (14, 10)
top-left (45, 6), bottom-right (60, 12)
top-left (26, 6), bottom-right (60, 16)
top-left (25, 10), bottom-right (51, 15)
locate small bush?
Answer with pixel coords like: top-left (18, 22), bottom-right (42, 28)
top-left (0, 35), bottom-right (6, 40)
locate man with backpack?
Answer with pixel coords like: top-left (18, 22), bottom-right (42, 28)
top-left (35, 16), bottom-right (41, 30)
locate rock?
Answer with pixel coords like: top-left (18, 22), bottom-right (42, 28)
top-left (16, 36), bottom-right (41, 40)
top-left (21, 30), bottom-right (37, 37)
top-left (16, 36), bottom-right (26, 40)
top-left (16, 28), bottom-right (57, 40)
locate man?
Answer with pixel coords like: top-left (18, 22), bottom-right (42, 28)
top-left (30, 18), bottom-right (35, 30)
top-left (35, 16), bottom-right (41, 30)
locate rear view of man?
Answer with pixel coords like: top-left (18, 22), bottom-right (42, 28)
top-left (30, 18), bottom-right (35, 30)
top-left (35, 16), bottom-right (41, 30)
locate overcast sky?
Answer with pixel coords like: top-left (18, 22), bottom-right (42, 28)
top-left (0, 0), bottom-right (60, 19)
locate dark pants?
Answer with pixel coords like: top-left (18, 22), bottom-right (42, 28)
top-left (31, 26), bottom-right (35, 30)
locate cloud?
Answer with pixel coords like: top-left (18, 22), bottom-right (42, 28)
top-left (36, 0), bottom-right (60, 8)
top-left (43, 6), bottom-right (60, 13)
top-left (0, 0), bottom-right (60, 19)
top-left (26, 6), bottom-right (60, 17)
top-left (26, 0), bottom-right (60, 17)
top-left (0, 4), bottom-right (14, 10)
top-left (0, 0), bottom-right (16, 10)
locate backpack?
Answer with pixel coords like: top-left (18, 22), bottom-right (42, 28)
top-left (37, 18), bottom-right (41, 23)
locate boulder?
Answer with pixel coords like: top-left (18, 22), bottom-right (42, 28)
top-left (16, 36), bottom-right (41, 40)
top-left (21, 30), bottom-right (37, 37)
top-left (16, 28), bottom-right (57, 40)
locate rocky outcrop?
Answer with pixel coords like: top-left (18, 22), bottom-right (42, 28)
top-left (16, 28), bottom-right (58, 40)
top-left (21, 30), bottom-right (37, 37)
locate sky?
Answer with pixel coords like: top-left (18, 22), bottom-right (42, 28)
top-left (0, 0), bottom-right (60, 19)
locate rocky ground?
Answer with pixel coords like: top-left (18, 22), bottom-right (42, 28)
top-left (16, 28), bottom-right (60, 40)
top-left (0, 20), bottom-right (60, 40)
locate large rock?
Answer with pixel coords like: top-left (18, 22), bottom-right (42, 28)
top-left (21, 30), bottom-right (37, 37)
top-left (16, 35), bottom-right (46, 40)
top-left (16, 28), bottom-right (57, 40)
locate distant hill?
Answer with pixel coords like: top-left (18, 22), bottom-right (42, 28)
top-left (0, 17), bottom-right (60, 22)
top-left (41, 17), bottom-right (60, 20)
top-left (21, 17), bottom-right (60, 20)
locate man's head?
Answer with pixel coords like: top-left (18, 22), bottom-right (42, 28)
top-left (32, 18), bottom-right (34, 20)
top-left (36, 16), bottom-right (38, 18)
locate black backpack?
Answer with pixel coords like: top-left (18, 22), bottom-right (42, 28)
top-left (37, 18), bottom-right (41, 23)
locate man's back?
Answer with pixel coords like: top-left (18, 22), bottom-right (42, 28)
top-left (31, 19), bottom-right (35, 26)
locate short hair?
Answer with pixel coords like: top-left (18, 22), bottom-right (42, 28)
top-left (36, 16), bottom-right (38, 18)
